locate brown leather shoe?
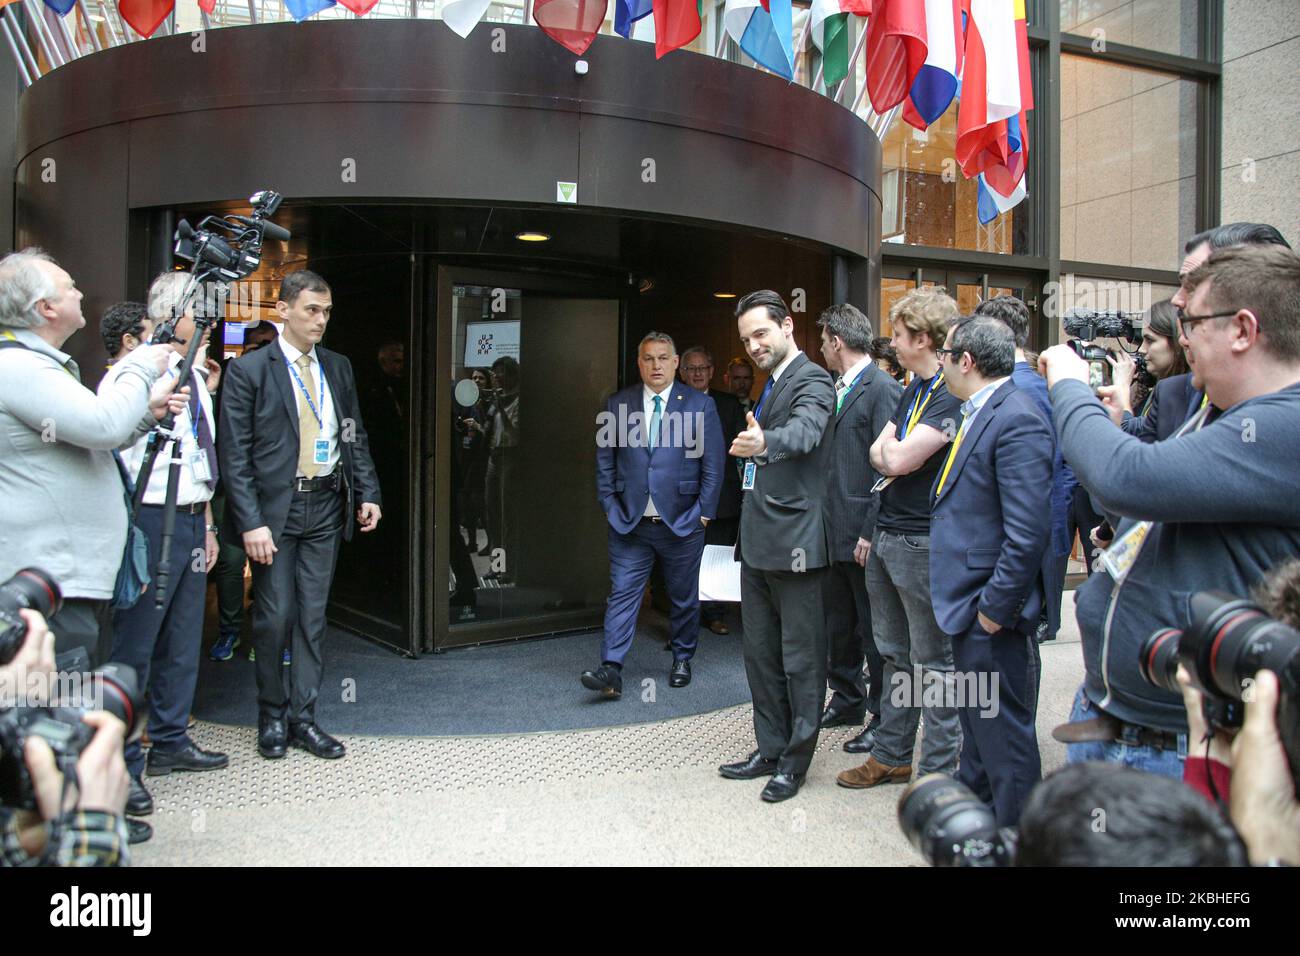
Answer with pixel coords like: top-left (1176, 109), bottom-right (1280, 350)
top-left (707, 620), bottom-right (730, 635)
top-left (836, 756), bottom-right (912, 789)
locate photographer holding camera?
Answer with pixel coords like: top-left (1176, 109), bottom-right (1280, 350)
top-left (0, 608), bottom-right (131, 866)
top-left (1040, 242), bottom-right (1300, 778)
top-left (0, 249), bottom-right (189, 667)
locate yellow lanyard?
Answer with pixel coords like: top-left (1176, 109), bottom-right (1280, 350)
top-left (933, 413), bottom-right (970, 500)
top-left (901, 372), bottom-right (944, 439)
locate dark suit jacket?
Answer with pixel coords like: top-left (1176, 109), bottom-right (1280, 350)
top-left (929, 380), bottom-right (1053, 636)
top-left (707, 388), bottom-right (746, 521)
top-left (218, 339), bottom-right (382, 543)
top-left (735, 352), bottom-right (835, 572)
top-left (1121, 372), bottom-right (1203, 443)
top-left (824, 361), bottom-right (901, 562)
top-left (596, 382), bottom-right (725, 537)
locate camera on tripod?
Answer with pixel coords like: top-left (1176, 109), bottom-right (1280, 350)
top-left (1063, 310), bottom-right (1143, 391)
top-left (0, 569), bottom-right (146, 810)
top-left (1140, 590), bottom-right (1300, 794)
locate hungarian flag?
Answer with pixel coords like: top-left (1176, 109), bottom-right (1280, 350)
top-left (955, 0), bottom-right (1022, 178)
top-left (809, 0), bottom-right (870, 88)
top-left (902, 0), bottom-right (962, 128)
top-left (723, 0), bottom-right (794, 80)
top-left (284, 0), bottom-right (336, 20)
top-left (613, 0), bottom-right (653, 36)
top-left (865, 0), bottom-right (929, 113)
top-left (338, 0), bottom-right (380, 12)
top-left (651, 0), bottom-right (701, 57)
top-left (534, 0), bottom-right (610, 55)
top-left (444, 0), bottom-right (493, 36)
top-left (117, 0), bottom-right (172, 36)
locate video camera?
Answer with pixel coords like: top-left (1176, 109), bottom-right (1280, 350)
top-left (1063, 309), bottom-right (1143, 390)
top-left (1140, 591), bottom-right (1300, 794)
top-left (0, 569), bottom-right (146, 810)
top-left (897, 774), bottom-right (1017, 867)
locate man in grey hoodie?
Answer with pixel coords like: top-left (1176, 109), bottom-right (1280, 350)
top-left (0, 249), bottom-right (187, 667)
top-left (1039, 242), bottom-right (1300, 778)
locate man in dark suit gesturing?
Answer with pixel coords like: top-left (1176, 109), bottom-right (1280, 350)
top-left (930, 315), bottom-right (1053, 826)
top-left (219, 270), bottom-right (382, 761)
top-left (815, 304), bottom-right (901, 746)
top-left (585, 332), bottom-right (725, 696)
top-left (719, 290), bottom-right (835, 803)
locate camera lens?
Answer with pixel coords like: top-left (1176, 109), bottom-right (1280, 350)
top-left (897, 774), bottom-right (1008, 867)
top-left (88, 664), bottom-right (147, 743)
top-left (1138, 627), bottom-right (1183, 694)
top-left (0, 568), bottom-right (63, 666)
top-left (1182, 592), bottom-right (1299, 700)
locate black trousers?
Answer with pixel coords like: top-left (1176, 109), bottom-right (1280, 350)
top-left (211, 492), bottom-right (249, 634)
top-left (823, 559), bottom-right (881, 719)
top-left (1068, 484), bottom-right (1106, 577)
top-left (740, 563), bottom-right (828, 776)
top-left (49, 598), bottom-right (109, 670)
top-left (249, 488), bottom-right (344, 725)
top-left (700, 516), bottom-right (739, 623)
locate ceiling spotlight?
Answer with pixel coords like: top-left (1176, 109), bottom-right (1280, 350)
top-left (713, 292), bottom-right (736, 299)
top-left (515, 231), bottom-right (551, 242)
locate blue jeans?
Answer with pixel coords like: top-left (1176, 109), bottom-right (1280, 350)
top-left (1064, 684), bottom-right (1186, 778)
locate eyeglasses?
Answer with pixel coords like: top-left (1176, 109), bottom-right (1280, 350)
top-left (934, 347), bottom-right (962, 360)
top-left (1176, 307), bottom-right (1241, 332)
top-left (682, 365), bottom-right (712, 373)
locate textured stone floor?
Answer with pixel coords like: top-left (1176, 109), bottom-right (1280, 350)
top-left (133, 618), bottom-right (1085, 866)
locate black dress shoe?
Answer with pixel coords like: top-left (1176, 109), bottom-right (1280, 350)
top-left (145, 738), bottom-right (229, 775)
top-left (844, 718), bottom-right (882, 754)
top-left (820, 705), bottom-right (867, 729)
top-left (258, 715), bottom-right (288, 759)
top-left (669, 659), bottom-right (692, 688)
top-left (760, 772), bottom-right (806, 802)
top-left (127, 818), bottom-right (153, 845)
top-left (290, 722), bottom-right (346, 759)
top-left (580, 664), bottom-right (623, 699)
top-left (126, 776), bottom-right (153, 816)
top-left (718, 750), bottom-right (778, 780)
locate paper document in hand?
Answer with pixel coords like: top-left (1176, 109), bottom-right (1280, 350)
top-left (699, 544), bottom-right (743, 603)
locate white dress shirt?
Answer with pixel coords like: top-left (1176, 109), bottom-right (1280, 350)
top-left (279, 337), bottom-right (340, 478)
top-left (105, 350), bottom-right (215, 507)
top-left (642, 381), bottom-right (674, 517)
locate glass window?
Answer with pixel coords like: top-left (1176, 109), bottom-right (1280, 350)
top-left (1060, 53), bottom-right (1197, 271)
top-left (1060, 0), bottom-right (1199, 58)
top-left (867, 96), bottom-right (1031, 254)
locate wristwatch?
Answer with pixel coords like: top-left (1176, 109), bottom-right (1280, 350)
top-left (206, 524), bottom-right (219, 535)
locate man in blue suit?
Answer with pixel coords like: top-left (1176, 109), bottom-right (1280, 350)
top-left (930, 315), bottom-right (1054, 827)
top-left (584, 332), bottom-right (725, 697)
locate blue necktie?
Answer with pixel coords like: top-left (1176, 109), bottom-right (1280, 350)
top-left (753, 377), bottom-right (775, 422)
top-left (649, 394), bottom-right (663, 450)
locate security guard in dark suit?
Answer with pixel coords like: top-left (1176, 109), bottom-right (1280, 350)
top-left (218, 270), bottom-right (382, 762)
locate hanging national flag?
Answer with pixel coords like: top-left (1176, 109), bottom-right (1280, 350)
top-left (955, 0), bottom-right (1022, 178)
top-left (534, 0), bottom-right (610, 55)
top-left (981, 0), bottom-right (1032, 196)
top-left (976, 169), bottom-right (1025, 223)
top-left (197, 0), bottom-right (216, 12)
top-left (444, 0), bottom-right (493, 36)
top-left (338, 0), bottom-right (380, 13)
top-left (902, 0), bottom-right (961, 129)
top-left (117, 0), bottom-right (172, 36)
top-left (651, 0), bottom-right (700, 57)
top-left (723, 0), bottom-right (794, 80)
top-left (614, 0), bottom-right (653, 37)
top-left (42, 0), bottom-right (77, 14)
top-left (284, 0), bottom-right (336, 21)
top-left (865, 0), bottom-right (928, 113)
top-left (809, 0), bottom-right (870, 88)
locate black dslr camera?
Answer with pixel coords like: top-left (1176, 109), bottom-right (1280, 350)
top-left (1140, 591), bottom-right (1300, 794)
top-left (897, 774), bottom-right (1017, 866)
top-left (1063, 310), bottom-right (1143, 391)
top-left (0, 569), bottom-right (146, 810)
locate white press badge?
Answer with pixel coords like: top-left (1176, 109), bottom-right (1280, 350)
top-left (742, 461), bottom-right (756, 491)
top-left (1102, 520), bottom-right (1151, 582)
top-left (187, 448), bottom-right (212, 484)
top-left (314, 438), bottom-right (330, 465)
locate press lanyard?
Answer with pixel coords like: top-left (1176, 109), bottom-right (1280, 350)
top-left (836, 368), bottom-right (863, 413)
top-left (900, 372), bottom-right (943, 439)
top-left (286, 355), bottom-right (325, 427)
top-left (166, 365), bottom-right (202, 440)
top-left (932, 412), bottom-right (970, 499)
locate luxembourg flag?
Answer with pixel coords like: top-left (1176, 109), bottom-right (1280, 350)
top-left (977, 170), bottom-right (1025, 223)
top-left (955, 0), bottom-right (1022, 178)
top-left (810, 0), bottom-right (871, 88)
top-left (724, 0), bottom-right (795, 80)
top-left (981, 1), bottom-right (1033, 198)
top-left (902, 0), bottom-right (962, 129)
